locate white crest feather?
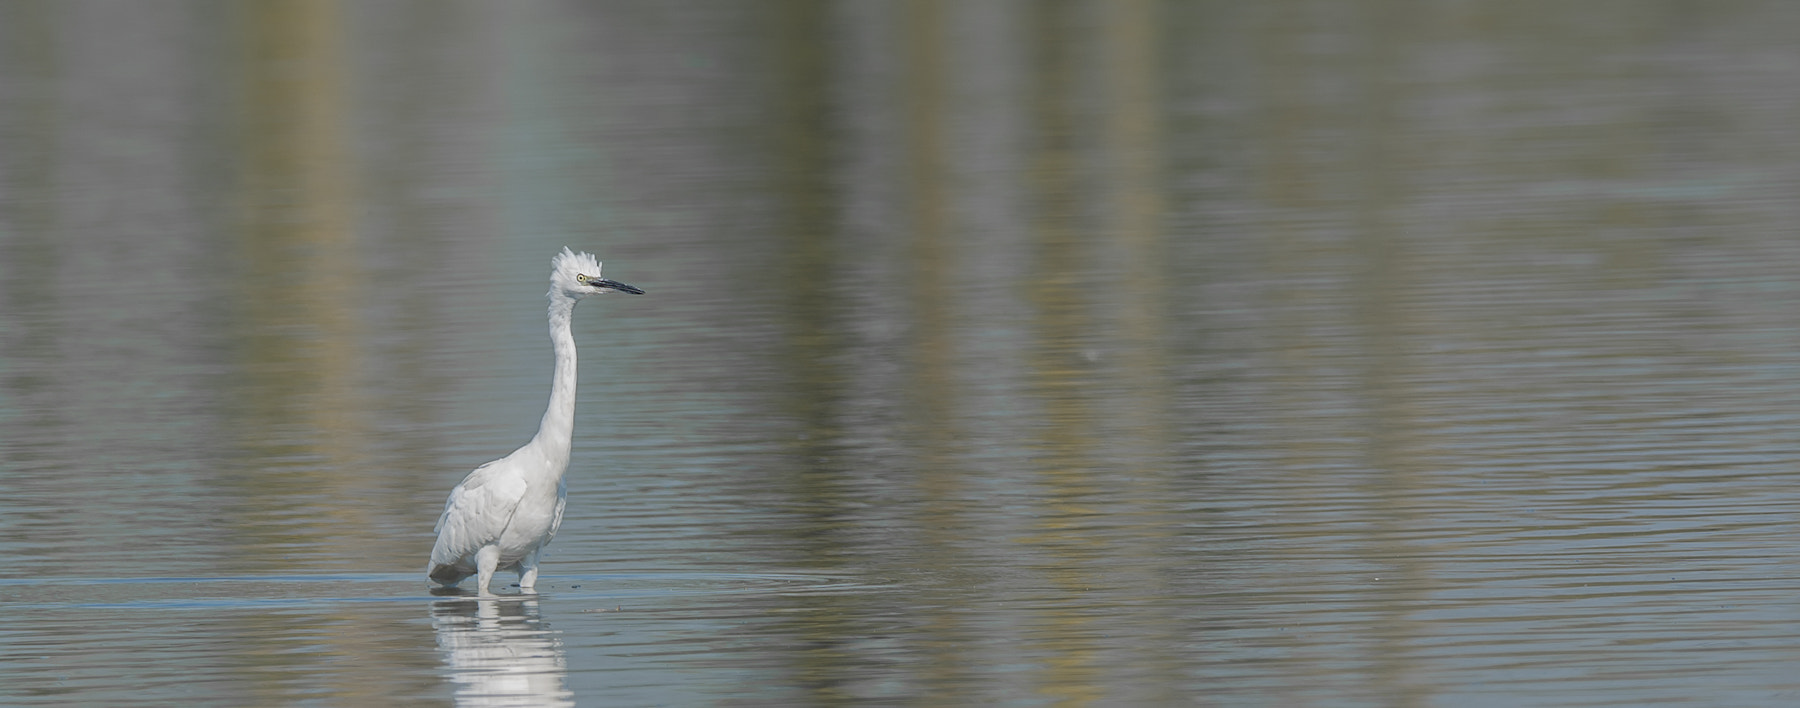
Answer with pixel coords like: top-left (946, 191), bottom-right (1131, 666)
top-left (549, 247), bottom-right (604, 296)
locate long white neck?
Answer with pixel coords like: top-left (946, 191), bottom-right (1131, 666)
top-left (529, 292), bottom-right (579, 475)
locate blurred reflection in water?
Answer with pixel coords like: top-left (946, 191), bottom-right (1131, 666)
top-left (432, 597), bottom-right (574, 708)
top-left (5, 1), bottom-right (1800, 706)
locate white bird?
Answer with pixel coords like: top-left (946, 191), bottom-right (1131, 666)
top-left (429, 248), bottom-right (643, 595)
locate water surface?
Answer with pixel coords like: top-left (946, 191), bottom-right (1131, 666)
top-left (3, 2), bottom-right (1800, 706)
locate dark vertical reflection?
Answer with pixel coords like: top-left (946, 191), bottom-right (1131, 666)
top-left (226, 1), bottom-right (443, 700)
top-left (1021, 3), bottom-right (1104, 703)
top-left (900, 1), bottom-right (981, 699)
top-left (902, 0), bottom-right (956, 449)
top-left (1246, 1), bottom-right (1337, 480)
top-left (345, 0), bottom-right (442, 449)
top-left (1238, 6), bottom-right (1396, 699)
top-left (763, 1), bottom-right (867, 701)
top-left (0, 0), bottom-right (245, 578)
top-left (230, 0), bottom-right (369, 566)
top-left (770, 0), bottom-right (844, 538)
top-left (1092, 0), bottom-right (1185, 699)
top-left (0, 0), bottom-right (63, 484)
top-left (1344, 3), bottom-right (1429, 705)
top-left (346, 0), bottom-right (494, 507)
top-left (0, 0), bottom-right (73, 578)
top-left (225, 11), bottom-right (402, 700)
top-left (1098, 0), bottom-right (1174, 468)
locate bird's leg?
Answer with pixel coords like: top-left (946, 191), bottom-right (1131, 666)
top-left (518, 549), bottom-right (541, 591)
top-left (475, 545), bottom-right (500, 597)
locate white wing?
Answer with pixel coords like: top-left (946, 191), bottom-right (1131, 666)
top-left (430, 460), bottom-right (528, 569)
top-left (543, 479), bottom-right (568, 545)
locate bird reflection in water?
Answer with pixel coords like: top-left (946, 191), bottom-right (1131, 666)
top-left (431, 596), bottom-right (575, 707)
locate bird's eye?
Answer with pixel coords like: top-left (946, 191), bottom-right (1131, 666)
top-left (576, 274), bottom-right (593, 285)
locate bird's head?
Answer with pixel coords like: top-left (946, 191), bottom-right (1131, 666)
top-left (550, 247), bottom-right (645, 299)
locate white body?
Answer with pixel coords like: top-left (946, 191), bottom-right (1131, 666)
top-left (427, 445), bottom-right (570, 592)
top-left (428, 249), bottom-right (637, 595)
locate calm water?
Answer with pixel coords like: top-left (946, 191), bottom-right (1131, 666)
top-left (4, 2), bottom-right (1800, 706)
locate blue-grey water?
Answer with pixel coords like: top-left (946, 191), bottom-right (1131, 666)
top-left (4, 2), bottom-right (1800, 706)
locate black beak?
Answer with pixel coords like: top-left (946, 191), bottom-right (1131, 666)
top-left (595, 278), bottom-right (645, 295)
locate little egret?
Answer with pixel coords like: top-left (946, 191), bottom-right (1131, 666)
top-left (428, 248), bottom-right (644, 595)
